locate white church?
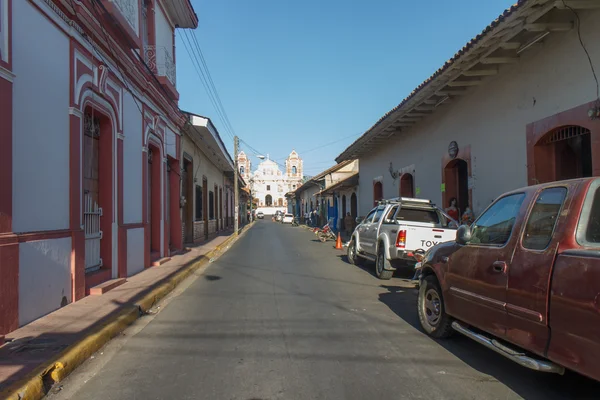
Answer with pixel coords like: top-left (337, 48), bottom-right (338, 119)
top-left (238, 151), bottom-right (303, 208)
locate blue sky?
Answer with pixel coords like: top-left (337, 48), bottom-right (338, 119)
top-left (176, 0), bottom-right (514, 176)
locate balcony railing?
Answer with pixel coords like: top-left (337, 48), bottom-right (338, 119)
top-left (110, 0), bottom-right (138, 33)
top-left (144, 45), bottom-right (176, 87)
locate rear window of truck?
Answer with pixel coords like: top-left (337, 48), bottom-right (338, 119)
top-left (577, 179), bottom-right (600, 246)
top-left (395, 208), bottom-right (440, 224)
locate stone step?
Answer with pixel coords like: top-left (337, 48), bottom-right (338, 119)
top-left (89, 278), bottom-right (127, 296)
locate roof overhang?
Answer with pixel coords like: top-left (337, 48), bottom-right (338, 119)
top-left (161, 0), bottom-right (198, 29)
top-left (317, 173), bottom-right (359, 196)
top-left (311, 160), bottom-right (354, 181)
top-left (182, 111), bottom-right (235, 174)
top-left (336, 0), bottom-right (585, 162)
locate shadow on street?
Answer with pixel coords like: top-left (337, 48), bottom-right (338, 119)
top-left (377, 284), bottom-right (600, 400)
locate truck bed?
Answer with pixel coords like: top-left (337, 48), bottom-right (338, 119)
top-left (547, 249), bottom-right (600, 382)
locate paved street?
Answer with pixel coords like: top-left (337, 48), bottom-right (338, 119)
top-left (48, 221), bottom-right (599, 400)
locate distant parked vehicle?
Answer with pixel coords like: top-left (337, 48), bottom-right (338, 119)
top-left (256, 211), bottom-right (264, 219)
top-left (346, 197), bottom-right (457, 280)
top-left (282, 213), bottom-right (294, 224)
top-left (416, 177), bottom-right (600, 382)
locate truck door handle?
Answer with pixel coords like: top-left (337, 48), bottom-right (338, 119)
top-left (492, 261), bottom-right (507, 273)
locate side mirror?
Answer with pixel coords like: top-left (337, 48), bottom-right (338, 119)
top-left (355, 217), bottom-right (364, 224)
top-left (456, 225), bottom-right (472, 245)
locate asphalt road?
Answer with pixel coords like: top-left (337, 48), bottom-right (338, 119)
top-left (48, 220), bottom-right (600, 400)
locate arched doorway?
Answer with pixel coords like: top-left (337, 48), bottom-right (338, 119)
top-left (182, 158), bottom-right (194, 244)
top-left (350, 193), bottom-right (358, 218)
top-left (82, 109), bottom-right (114, 275)
top-left (400, 173), bottom-right (414, 198)
top-left (147, 143), bottom-right (163, 259)
top-left (265, 194), bottom-right (273, 206)
top-left (277, 198), bottom-right (283, 207)
top-left (373, 181), bottom-right (383, 206)
top-left (534, 126), bottom-right (593, 183)
top-left (444, 159), bottom-right (469, 217)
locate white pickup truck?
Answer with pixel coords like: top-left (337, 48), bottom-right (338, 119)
top-left (346, 197), bottom-right (457, 279)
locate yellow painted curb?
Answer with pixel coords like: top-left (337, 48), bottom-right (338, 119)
top-left (1, 223), bottom-right (254, 400)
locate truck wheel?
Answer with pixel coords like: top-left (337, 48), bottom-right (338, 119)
top-left (375, 245), bottom-right (394, 280)
top-left (347, 239), bottom-right (363, 265)
top-left (418, 275), bottom-right (453, 338)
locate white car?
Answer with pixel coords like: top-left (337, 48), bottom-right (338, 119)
top-left (282, 213), bottom-right (294, 224)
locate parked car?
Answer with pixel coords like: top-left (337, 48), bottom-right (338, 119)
top-left (256, 211), bottom-right (264, 219)
top-left (346, 197), bottom-right (457, 279)
top-left (416, 177), bottom-right (600, 382)
top-left (282, 213), bottom-right (294, 224)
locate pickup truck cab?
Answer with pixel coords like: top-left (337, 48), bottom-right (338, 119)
top-left (347, 197), bottom-right (456, 279)
top-left (417, 177), bottom-right (600, 381)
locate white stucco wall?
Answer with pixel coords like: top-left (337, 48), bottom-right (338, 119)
top-left (155, 4), bottom-right (173, 59)
top-left (123, 92), bottom-right (143, 224)
top-left (357, 10), bottom-right (600, 217)
top-left (182, 135), bottom-right (226, 223)
top-left (12, 0), bottom-right (70, 233)
top-left (127, 228), bottom-right (145, 276)
top-left (166, 127), bottom-right (177, 158)
top-left (18, 237), bottom-right (72, 326)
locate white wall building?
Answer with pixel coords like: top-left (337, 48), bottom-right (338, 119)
top-left (336, 1), bottom-right (600, 220)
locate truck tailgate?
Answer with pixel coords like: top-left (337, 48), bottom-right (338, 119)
top-left (401, 225), bottom-right (456, 251)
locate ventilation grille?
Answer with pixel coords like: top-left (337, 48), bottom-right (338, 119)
top-left (544, 126), bottom-right (590, 144)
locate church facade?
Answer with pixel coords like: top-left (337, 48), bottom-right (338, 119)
top-left (238, 151), bottom-right (303, 207)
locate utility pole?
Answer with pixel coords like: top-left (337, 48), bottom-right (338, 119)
top-left (233, 136), bottom-right (239, 236)
top-left (248, 178), bottom-right (253, 224)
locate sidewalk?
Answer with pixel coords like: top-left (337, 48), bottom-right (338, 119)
top-left (0, 224), bottom-right (253, 400)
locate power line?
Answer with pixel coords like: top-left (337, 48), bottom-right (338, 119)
top-left (274, 132), bottom-right (363, 161)
top-left (181, 30), bottom-right (234, 141)
top-left (189, 32), bottom-right (237, 139)
top-left (239, 138), bottom-right (289, 170)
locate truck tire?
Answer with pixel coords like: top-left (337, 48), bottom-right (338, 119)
top-left (347, 239), bottom-right (363, 265)
top-left (418, 275), bottom-right (453, 339)
top-left (375, 245), bottom-right (394, 280)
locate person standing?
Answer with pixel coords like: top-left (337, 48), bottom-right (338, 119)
top-left (445, 197), bottom-right (459, 222)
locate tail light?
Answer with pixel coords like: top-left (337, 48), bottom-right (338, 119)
top-left (396, 230), bottom-right (406, 248)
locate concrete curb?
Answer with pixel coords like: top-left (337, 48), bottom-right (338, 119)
top-left (1, 222), bottom-right (254, 400)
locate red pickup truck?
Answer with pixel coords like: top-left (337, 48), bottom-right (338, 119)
top-left (416, 177), bottom-right (600, 381)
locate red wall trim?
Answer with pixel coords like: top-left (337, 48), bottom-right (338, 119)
top-left (0, 229), bottom-right (73, 246)
top-left (121, 222), bottom-right (145, 229)
top-left (0, 76), bottom-right (12, 234)
top-left (0, 242), bottom-right (18, 335)
top-left (441, 144), bottom-right (472, 215)
top-left (30, 0), bottom-right (185, 129)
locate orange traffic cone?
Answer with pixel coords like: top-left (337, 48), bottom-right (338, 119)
top-left (335, 232), bottom-right (343, 250)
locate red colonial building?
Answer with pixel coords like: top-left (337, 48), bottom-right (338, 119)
top-left (0, 0), bottom-right (198, 335)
